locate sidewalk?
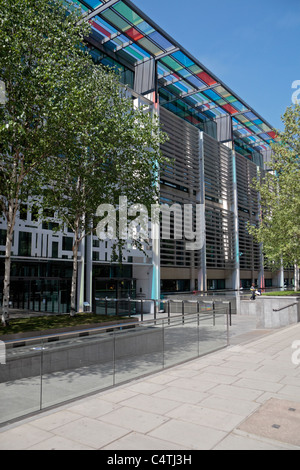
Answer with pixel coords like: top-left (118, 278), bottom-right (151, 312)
top-left (0, 316), bottom-right (300, 450)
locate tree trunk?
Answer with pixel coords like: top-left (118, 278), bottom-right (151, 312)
top-left (70, 236), bottom-right (79, 316)
top-left (2, 214), bottom-right (14, 326)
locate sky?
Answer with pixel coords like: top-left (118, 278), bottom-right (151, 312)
top-left (134, 0), bottom-right (300, 132)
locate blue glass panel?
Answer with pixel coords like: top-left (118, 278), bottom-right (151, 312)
top-left (84, 0), bottom-right (102, 8)
top-left (232, 100), bottom-right (248, 112)
top-left (137, 21), bottom-right (155, 35)
top-left (148, 31), bottom-right (175, 50)
top-left (259, 133), bottom-right (271, 140)
top-left (244, 111), bottom-right (257, 121)
top-left (203, 89), bottom-right (221, 101)
top-left (171, 51), bottom-right (194, 67)
top-left (186, 75), bottom-right (206, 89)
top-left (173, 81), bottom-right (189, 93)
top-left (177, 69), bottom-right (191, 78)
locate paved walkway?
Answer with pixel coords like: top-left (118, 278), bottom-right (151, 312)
top-left (0, 316), bottom-right (300, 450)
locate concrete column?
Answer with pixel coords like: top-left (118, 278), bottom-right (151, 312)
top-left (86, 233), bottom-right (93, 307)
top-left (231, 150), bottom-right (240, 292)
top-left (197, 132), bottom-right (207, 292)
top-left (77, 236), bottom-right (85, 312)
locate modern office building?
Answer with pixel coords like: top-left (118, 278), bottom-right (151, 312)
top-left (0, 0), bottom-right (292, 313)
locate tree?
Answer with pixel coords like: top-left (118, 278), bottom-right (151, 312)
top-left (41, 79), bottom-right (166, 315)
top-left (0, 0), bottom-right (167, 322)
top-left (249, 104), bottom-right (300, 290)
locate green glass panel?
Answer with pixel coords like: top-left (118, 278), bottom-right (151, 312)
top-left (138, 37), bottom-right (163, 56)
top-left (161, 56), bottom-right (183, 71)
top-left (226, 95), bottom-right (237, 103)
top-left (188, 64), bottom-right (202, 74)
top-left (124, 46), bottom-right (144, 61)
top-left (113, 1), bottom-right (143, 26)
top-left (102, 9), bottom-right (131, 32)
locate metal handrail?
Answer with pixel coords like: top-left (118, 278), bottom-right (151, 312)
top-left (273, 302), bottom-right (298, 312)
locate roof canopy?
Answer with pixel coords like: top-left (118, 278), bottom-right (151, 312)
top-left (71, 0), bottom-right (278, 155)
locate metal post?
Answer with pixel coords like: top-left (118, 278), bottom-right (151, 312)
top-left (153, 300), bottom-right (157, 323)
top-left (167, 300), bottom-right (170, 325)
top-left (128, 297), bottom-right (131, 318)
top-left (105, 297), bottom-right (108, 316)
top-left (213, 301), bottom-right (215, 326)
top-left (226, 305), bottom-right (230, 346)
top-left (140, 299), bottom-right (143, 322)
top-left (182, 301), bottom-right (185, 324)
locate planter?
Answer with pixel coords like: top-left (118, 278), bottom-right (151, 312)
top-left (240, 296), bottom-right (300, 329)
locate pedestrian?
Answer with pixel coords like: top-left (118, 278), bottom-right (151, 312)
top-left (250, 284), bottom-right (256, 300)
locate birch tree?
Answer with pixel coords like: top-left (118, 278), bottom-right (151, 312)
top-left (0, 0), bottom-right (167, 321)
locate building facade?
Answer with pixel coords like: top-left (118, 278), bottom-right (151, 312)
top-left (0, 0), bottom-right (293, 313)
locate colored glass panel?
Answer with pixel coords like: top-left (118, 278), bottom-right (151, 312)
top-left (73, 0), bottom-right (89, 12)
top-left (102, 9), bottom-right (131, 32)
top-left (186, 75), bottom-right (206, 89)
top-left (177, 69), bottom-right (192, 79)
top-left (126, 27), bottom-right (144, 41)
top-left (203, 89), bottom-right (221, 101)
top-left (91, 20), bottom-right (110, 37)
top-left (244, 111), bottom-right (257, 121)
top-left (84, 0), bottom-right (102, 8)
top-left (148, 31), bottom-right (175, 51)
top-left (138, 37), bottom-right (163, 56)
top-left (267, 131), bottom-right (277, 139)
top-left (259, 123), bottom-right (271, 132)
top-left (136, 21), bottom-right (155, 35)
top-left (94, 16), bottom-right (118, 34)
top-left (197, 71), bottom-right (217, 86)
top-left (124, 45), bottom-right (144, 61)
top-left (160, 56), bottom-right (183, 72)
top-left (171, 51), bottom-right (194, 68)
top-left (259, 133), bottom-right (272, 141)
top-left (226, 95), bottom-right (237, 103)
top-left (113, 1), bottom-right (143, 26)
top-left (188, 64), bottom-right (203, 74)
top-left (213, 85), bottom-right (230, 98)
top-left (222, 103), bottom-right (237, 114)
top-left (231, 100), bottom-right (248, 112)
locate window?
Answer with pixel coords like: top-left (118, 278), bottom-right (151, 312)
top-left (18, 231), bottom-right (32, 256)
top-left (52, 242), bottom-right (59, 258)
top-left (62, 237), bottom-right (73, 251)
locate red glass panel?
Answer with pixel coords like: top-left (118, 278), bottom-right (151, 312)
top-left (197, 71), bottom-right (217, 86)
top-left (267, 131), bottom-right (277, 139)
top-left (126, 27), bottom-right (144, 41)
top-left (90, 21), bottom-right (110, 38)
top-left (222, 103), bottom-right (237, 115)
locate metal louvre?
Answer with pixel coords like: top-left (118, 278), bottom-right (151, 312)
top-left (202, 134), bottom-right (235, 269)
top-left (159, 107), bottom-right (201, 269)
top-left (203, 133), bottom-right (234, 205)
top-left (236, 153), bottom-right (261, 270)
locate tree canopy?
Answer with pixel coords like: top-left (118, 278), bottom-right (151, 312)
top-left (249, 104), bottom-right (300, 284)
top-left (0, 0), bottom-right (167, 322)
